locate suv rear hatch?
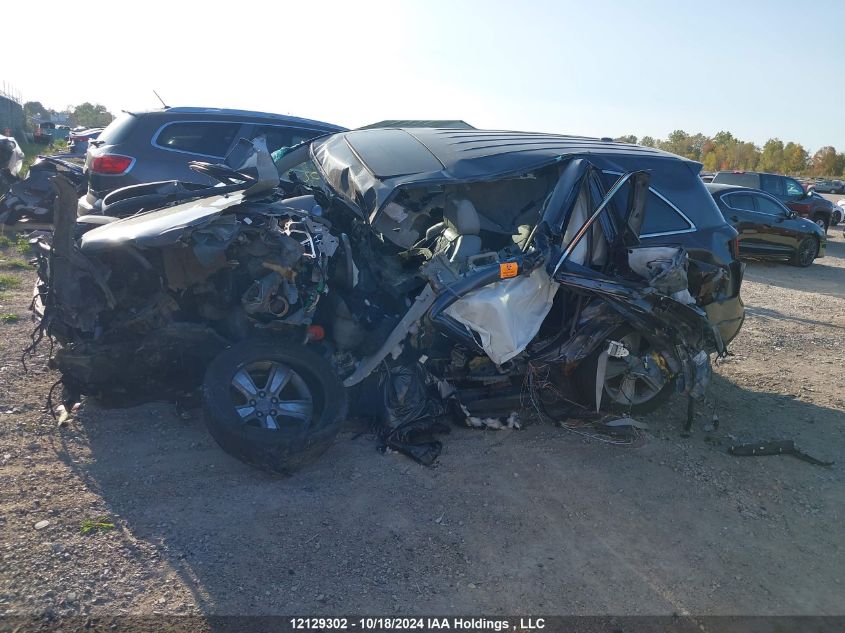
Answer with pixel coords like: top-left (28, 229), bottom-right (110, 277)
top-left (80, 114), bottom-right (144, 214)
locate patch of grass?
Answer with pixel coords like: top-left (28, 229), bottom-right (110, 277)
top-left (80, 518), bottom-right (115, 535)
top-left (0, 236), bottom-right (12, 250)
top-left (15, 236), bottom-right (31, 255)
top-left (18, 141), bottom-right (62, 177)
top-left (0, 274), bottom-right (22, 291)
top-left (1, 313), bottom-right (20, 324)
top-left (0, 259), bottom-right (29, 270)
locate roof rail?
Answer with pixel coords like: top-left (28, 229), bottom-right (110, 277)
top-left (161, 107), bottom-right (345, 130)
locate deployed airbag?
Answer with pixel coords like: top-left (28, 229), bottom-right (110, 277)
top-left (445, 267), bottom-right (558, 365)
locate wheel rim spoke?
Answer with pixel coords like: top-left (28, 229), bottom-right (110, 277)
top-left (638, 373), bottom-right (664, 392)
top-left (232, 369), bottom-right (259, 399)
top-left (264, 414), bottom-right (279, 430)
top-left (620, 376), bottom-right (637, 403)
top-left (235, 405), bottom-right (256, 419)
top-left (275, 399), bottom-right (312, 421)
top-left (265, 364), bottom-right (292, 397)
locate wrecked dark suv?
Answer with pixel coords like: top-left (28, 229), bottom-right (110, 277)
top-left (31, 129), bottom-right (745, 473)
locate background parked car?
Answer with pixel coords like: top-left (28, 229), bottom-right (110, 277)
top-left (711, 170), bottom-right (833, 231)
top-left (706, 183), bottom-right (825, 267)
top-left (77, 107), bottom-right (346, 216)
top-left (67, 127), bottom-right (103, 156)
top-left (812, 179), bottom-right (844, 194)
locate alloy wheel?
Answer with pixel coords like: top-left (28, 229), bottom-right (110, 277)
top-left (798, 239), bottom-right (818, 267)
top-left (602, 332), bottom-right (668, 407)
top-left (229, 361), bottom-right (314, 430)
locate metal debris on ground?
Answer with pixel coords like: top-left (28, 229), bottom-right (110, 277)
top-left (728, 440), bottom-right (833, 467)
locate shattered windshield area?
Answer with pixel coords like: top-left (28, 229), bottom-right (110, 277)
top-left (272, 144), bottom-right (324, 188)
top-left (279, 156), bottom-right (323, 188)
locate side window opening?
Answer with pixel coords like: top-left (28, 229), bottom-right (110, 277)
top-left (253, 126), bottom-right (326, 156)
top-left (724, 193), bottom-right (755, 212)
top-left (154, 121), bottom-right (241, 157)
top-left (754, 194), bottom-right (787, 216)
top-left (759, 174), bottom-right (784, 196)
top-left (783, 178), bottom-right (804, 197)
top-left (600, 171), bottom-right (691, 236)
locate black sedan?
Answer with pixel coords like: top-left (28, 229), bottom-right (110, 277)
top-left (707, 184), bottom-right (826, 267)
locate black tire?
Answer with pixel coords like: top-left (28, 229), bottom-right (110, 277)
top-left (574, 326), bottom-right (674, 415)
top-left (790, 237), bottom-right (818, 268)
top-left (202, 340), bottom-right (347, 475)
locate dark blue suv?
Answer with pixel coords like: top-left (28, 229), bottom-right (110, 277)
top-left (78, 106), bottom-right (345, 216)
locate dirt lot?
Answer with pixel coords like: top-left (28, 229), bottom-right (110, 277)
top-left (1, 229), bottom-right (844, 620)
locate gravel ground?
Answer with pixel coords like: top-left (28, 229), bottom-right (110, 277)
top-left (0, 229), bottom-right (843, 620)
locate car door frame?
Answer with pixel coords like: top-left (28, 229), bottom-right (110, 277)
top-left (720, 191), bottom-right (763, 256)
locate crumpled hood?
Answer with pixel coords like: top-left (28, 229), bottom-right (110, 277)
top-left (80, 192), bottom-right (245, 252)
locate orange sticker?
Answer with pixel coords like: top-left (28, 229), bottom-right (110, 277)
top-left (499, 262), bottom-right (519, 279)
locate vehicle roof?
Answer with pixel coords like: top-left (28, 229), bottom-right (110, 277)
top-left (705, 183), bottom-right (786, 199)
top-left (713, 170), bottom-right (802, 179)
top-left (127, 106), bottom-right (346, 131)
top-left (358, 119), bottom-right (475, 130)
top-left (343, 128), bottom-right (692, 177)
top-left (313, 127), bottom-right (704, 219)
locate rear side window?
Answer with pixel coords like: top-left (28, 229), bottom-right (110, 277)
top-left (154, 121), bottom-right (240, 157)
top-left (754, 194), bottom-right (787, 216)
top-left (759, 174), bottom-right (784, 196)
top-left (713, 172), bottom-right (758, 188)
top-left (253, 125), bottom-right (326, 155)
top-left (723, 192), bottom-right (755, 211)
top-left (640, 192), bottom-right (692, 234)
top-left (600, 172), bottom-right (691, 235)
top-left (97, 113), bottom-right (137, 145)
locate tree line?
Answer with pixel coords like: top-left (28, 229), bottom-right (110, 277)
top-left (615, 131), bottom-right (845, 178)
top-left (23, 101), bottom-right (114, 129)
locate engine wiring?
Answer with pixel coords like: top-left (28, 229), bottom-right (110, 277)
top-left (523, 360), bottom-right (645, 447)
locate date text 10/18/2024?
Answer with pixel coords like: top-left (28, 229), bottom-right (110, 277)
top-left (290, 618), bottom-right (547, 631)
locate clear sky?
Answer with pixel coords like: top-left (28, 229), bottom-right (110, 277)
top-left (4, 0), bottom-right (843, 151)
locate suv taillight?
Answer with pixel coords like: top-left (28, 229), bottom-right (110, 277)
top-left (791, 203), bottom-right (811, 214)
top-left (729, 237), bottom-right (739, 260)
top-left (91, 155), bottom-right (133, 174)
